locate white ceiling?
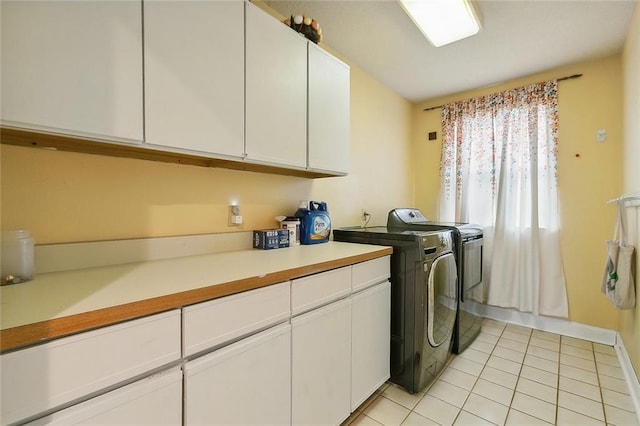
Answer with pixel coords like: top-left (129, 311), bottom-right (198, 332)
top-left (263, 0), bottom-right (637, 103)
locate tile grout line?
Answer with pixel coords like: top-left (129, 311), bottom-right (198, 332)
top-left (379, 394), bottom-right (412, 425)
top-left (459, 323), bottom-right (510, 425)
top-left (556, 338), bottom-right (614, 424)
top-left (455, 325), bottom-right (502, 424)
top-left (352, 321), bottom-right (637, 426)
top-left (416, 328), bottom-right (497, 425)
top-left (510, 326), bottom-right (551, 426)
top-left (594, 341), bottom-right (610, 425)
top-left (554, 335), bottom-right (561, 425)
top-left (503, 326), bottom-right (563, 424)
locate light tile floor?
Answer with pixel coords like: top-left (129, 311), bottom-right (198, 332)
top-left (344, 319), bottom-right (639, 426)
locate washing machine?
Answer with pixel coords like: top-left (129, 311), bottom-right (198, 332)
top-left (387, 208), bottom-right (484, 354)
top-left (333, 227), bottom-right (457, 393)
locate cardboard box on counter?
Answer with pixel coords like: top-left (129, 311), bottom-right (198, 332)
top-left (253, 229), bottom-right (290, 250)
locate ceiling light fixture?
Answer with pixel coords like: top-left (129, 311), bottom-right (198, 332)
top-left (398, 0), bottom-right (482, 47)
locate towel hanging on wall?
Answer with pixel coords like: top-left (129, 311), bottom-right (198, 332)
top-left (601, 202), bottom-right (636, 309)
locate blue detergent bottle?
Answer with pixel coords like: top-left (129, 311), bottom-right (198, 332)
top-left (294, 201), bottom-right (331, 245)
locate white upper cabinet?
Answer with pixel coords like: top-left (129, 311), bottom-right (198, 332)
top-left (1, 0), bottom-right (349, 177)
top-left (245, 2), bottom-right (307, 169)
top-left (0, 1), bottom-right (143, 142)
top-left (144, 0), bottom-right (244, 158)
top-left (308, 43), bottom-right (350, 174)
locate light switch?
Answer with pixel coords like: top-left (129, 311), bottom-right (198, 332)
top-left (597, 129), bottom-right (607, 143)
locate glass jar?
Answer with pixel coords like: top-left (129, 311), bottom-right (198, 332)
top-left (1, 229), bottom-right (34, 284)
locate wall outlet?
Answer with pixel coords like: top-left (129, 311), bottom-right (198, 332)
top-left (228, 205), bottom-right (243, 226)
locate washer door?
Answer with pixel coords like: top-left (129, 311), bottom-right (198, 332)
top-left (426, 252), bottom-right (458, 347)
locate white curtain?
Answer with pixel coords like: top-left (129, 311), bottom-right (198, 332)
top-left (439, 80), bottom-right (568, 317)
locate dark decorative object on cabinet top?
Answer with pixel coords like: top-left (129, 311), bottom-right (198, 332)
top-left (283, 14), bottom-right (322, 43)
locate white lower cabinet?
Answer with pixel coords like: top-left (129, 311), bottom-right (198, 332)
top-left (182, 281), bottom-right (290, 357)
top-left (291, 266), bottom-right (351, 316)
top-left (27, 368), bottom-right (182, 425)
top-left (351, 281), bottom-right (392, 410)
top-left (183, 323), bottom-right (291, 426)
top-left (0, 310), bottom-right (181, 425)
top-left (292, 297), bottom-right (352, 426)
top-left (1, 257), bottom-right (390, 426)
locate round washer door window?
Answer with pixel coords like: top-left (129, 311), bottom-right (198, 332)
top-left (427, 252), bottom-right (458, 347)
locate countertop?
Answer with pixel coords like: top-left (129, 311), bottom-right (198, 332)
top-left (0, 241), bottom-right (392, 352)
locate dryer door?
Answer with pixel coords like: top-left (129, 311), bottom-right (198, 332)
top-left (426, 252), bottom-right (458, 347)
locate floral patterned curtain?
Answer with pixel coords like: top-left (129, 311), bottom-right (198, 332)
top-left (439, 80), bottom-right (568, 317)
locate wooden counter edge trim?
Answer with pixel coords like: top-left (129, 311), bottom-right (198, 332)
top-left (0, 248), bottom-right (392, 353)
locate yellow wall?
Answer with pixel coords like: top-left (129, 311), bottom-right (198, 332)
top-left (621, 4), bottom-right (640, 375)
top-left (2, 1), bottom-right (635, 363)
top-left (413, 55), bottom-right (624, 331)
top-left (0, 63), bottom-right (414, 243)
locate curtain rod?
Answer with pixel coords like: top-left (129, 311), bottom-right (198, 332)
top-left (422, 73), bottom-right (583, 112)
top-left (607, 193), bottom-right (640, 205)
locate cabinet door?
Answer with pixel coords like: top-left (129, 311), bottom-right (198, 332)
top-left (351, 281), bottom-right (391, 410)
top-left (291, 265), bottom-right (351, 316)
top-left (245, 2), bottom-right (307, 168)
top-left (0, 310), bottom-right (181, 425)
top-left (144, 0), bottom-right (244, 157)
top-left (27, 368), bottom-right (182, 425)
top-left (184, 323), bottom-right (291, 426)
top-left (308, 43), bottom-right (350, 174)
top-left (352, 256), bottom-right (391, 293)
top-left (183, 281), bottom-right (290, 357)
top-left (292, 298), bottom-right (351, 425)
top-left (0, 1), bottom-right (143, 142)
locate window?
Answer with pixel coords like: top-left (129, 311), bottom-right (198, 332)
top-left (439, 80), bottom-right (568, 317)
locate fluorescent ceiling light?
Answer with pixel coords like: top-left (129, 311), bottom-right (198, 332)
top-left (398, 0), bottom-right (482, 47)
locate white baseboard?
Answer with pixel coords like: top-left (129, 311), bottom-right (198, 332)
top-left (467, 301), bottom-right (640, 423)
top-left (615, 335), bottom-right (640, 423)
top-left (467, 301), bottom-right (617, 344)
